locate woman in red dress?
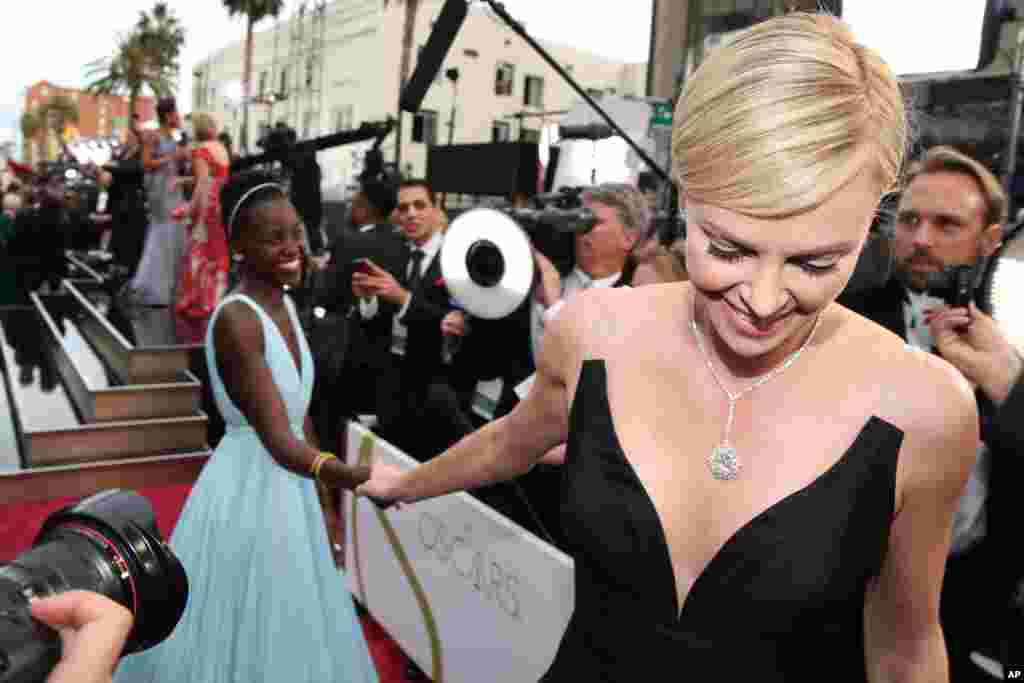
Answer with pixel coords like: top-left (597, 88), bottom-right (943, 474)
top-left (176, 112), bottom-right (231, 343)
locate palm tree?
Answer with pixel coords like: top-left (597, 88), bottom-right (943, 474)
top-left (384, 0), bottom-right (421, 172)
top-left (37, 95), bottom-right (80, 162)
top-left (222, 0), bottom-right (286, 154)
top-left (85, 2), bottom-right (185, 121)
top-left (20, 110), bottom-right (42, 164)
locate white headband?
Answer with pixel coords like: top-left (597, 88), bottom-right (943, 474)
top-left (228, 182), bottom-right (284, 238)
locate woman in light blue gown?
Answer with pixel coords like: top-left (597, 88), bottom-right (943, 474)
top-left (114, 171), bottom-right (378, 683)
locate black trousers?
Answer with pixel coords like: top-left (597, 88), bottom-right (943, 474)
top-left (373, 354), bottom-right (475, 462)
top-left (940, 540), bottom-right (1006, 682)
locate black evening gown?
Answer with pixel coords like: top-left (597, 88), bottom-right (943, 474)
top-left (540, 359), bottom-right (903, 682)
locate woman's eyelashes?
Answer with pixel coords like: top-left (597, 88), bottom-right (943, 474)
top-left (705, 241), bottom-right (839, 277)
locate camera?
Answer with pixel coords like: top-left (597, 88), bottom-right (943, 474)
top-left (0, 490), bottom-right (188, 683)
top-left (926, 262), bottom-right (983, 308)
top-left (257, 123), bottom-right (298, 155)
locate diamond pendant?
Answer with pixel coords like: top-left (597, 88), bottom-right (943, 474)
top-left (709, 444), bottom-right (741, 481)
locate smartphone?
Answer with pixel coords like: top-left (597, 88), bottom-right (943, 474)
top-left (353, 258), bottom-right (374, 275)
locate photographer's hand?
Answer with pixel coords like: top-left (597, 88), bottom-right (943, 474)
top-left (927, 302), bottom-right (1024, 405)
top-left (31, 590), bottom-right (133, 683)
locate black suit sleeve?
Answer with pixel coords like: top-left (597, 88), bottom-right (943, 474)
top-left (984, 371), bottom-right (1024, 454)
top-left (400, 291), bottom-right (451, 325)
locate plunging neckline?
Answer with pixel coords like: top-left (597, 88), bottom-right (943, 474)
top-left (586, 358), bottom-right (891, 623)
top-left (234, 293), bottom-right (304, 383)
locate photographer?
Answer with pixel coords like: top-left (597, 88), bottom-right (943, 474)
top-left (838, 146), bottom-right (1024, 682)
top-left (30, 591), bottom-right (133, 683)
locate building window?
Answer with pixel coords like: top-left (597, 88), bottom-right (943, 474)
top-left (332, 105), bottom-right (354, 132)
top-left (412, 110), bottom-right (438, 145)
top-left (521, 128), bottom-right (540, 144)
top-left (280, 67), bottom-right (290, 98)
top-left (463, 48), bottom-right (479, 58)
top-left (303, 111), bottom-right (317, 139)
top-left (492, 120), bottom-right (511, 143)
top-left (259, 71), bottom-right (268, 98)
top-left (586, 87), bottom-right (604, 99)
top-left (524, 75), bottom-right (544, 108)
top-left (495, 62), bottom-right (515, 96)
top-left (306, 57), bottom-right (316, 89)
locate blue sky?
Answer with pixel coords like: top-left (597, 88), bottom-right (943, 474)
top-left (0, 0), bottom-right (654, 150)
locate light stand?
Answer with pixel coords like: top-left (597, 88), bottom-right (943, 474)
top-left (481, 0), bottom-right (670, 187)
top-left (446, 67), bottom-right (460, 146)
top-left (442, 67), bottom-right (460, 207)
top-left (481, 0), bottom-right (681, 243)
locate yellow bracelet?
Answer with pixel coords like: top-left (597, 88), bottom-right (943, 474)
top-left (311, 452), bottom-right (337, 484)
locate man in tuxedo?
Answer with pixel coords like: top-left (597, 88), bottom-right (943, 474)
top-left (838, 146), bottom-right (1024, 683)
top-left (351, 179), bottom-right (469, 459)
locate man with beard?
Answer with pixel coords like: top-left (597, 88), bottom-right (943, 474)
top-left (838, 146), bottom-right (1024, 682)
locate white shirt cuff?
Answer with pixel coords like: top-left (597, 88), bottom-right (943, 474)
top-left (359, 296), bottom-right (379, 318)
top-left (396, 292), bottom-right (413, 320)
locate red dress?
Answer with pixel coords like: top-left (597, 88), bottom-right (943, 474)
top-left (175, 146), bottom-right (230, 342)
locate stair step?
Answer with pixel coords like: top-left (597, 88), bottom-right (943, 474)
top-left (33, 293), bottom-right (201, 422)
top-left (0, 307), bottom-right (209, 470)
top-left (63, 280), bottom-right (196, 385)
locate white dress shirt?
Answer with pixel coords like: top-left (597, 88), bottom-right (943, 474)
top-left (903, 293), bottom-right (989, 555)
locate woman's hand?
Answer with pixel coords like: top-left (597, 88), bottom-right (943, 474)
top-left (357, 461), bottom-right (408, 504)
top-left (31, 590), bottom-right (133, 683)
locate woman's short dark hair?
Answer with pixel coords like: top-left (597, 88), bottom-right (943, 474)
top-left (221, 171), bottom-right (287, 241)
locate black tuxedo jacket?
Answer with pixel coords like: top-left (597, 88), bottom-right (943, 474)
top-left (321, 223), bottom-right (407, 314)
top-left (395, 249), bottom-right (452, 392)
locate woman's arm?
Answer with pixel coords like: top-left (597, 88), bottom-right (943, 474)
top-left (864, 356), bottom-right (979, 682)
top-left (214, 302), bottom-right (369, 490)
top-left (141, 133), bottom-right (179, 172)
top-left (359, 297), bottom-right (581, 503)
top-left (189, 150), bottom-right (211, 223)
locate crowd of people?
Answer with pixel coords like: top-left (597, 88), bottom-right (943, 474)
top-left (7, 10), bottom-right (1024, 683)
top-left (1, 97), bottom-right (232, 343)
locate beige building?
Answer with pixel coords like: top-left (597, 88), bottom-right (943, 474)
top-left (647, 0), bottom-right (827, 101)
top-left (192, 0), bottom-right (646, 192)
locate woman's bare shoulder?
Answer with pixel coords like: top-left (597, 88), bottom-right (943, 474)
top-left (832, 307), bottom-right (977, 476)
top-left (553, 283), bottom-right (686, 360)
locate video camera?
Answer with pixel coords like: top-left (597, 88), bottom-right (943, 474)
top-left (926, 262), bottom-right (984, 308)
top-left (506, 187), bottom-right (598, 235)
top-left (257, 123), bottom-right (298, 155)
top-left (0, 490), bottom-right (187, 683)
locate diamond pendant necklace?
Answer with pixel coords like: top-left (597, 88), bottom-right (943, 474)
top-left (689, 294), bottom-right (821, 481)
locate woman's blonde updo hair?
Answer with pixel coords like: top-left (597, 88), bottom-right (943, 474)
top-left (672, 12), bottom-right (907, 218)
top-left (192, 112), bottom-right (218, 142)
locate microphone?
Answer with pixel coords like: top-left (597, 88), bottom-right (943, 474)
top-left (399, 0), bottom-right (469, 113)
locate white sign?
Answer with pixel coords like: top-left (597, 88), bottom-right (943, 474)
top-left (342, 423), bottom-right (575, 683)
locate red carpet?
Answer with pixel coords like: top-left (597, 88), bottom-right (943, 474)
top-left (0, 484), bottom-right (418, 683)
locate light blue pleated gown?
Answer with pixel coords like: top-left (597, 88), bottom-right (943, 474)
top-left (114, 293), bottom-right (378, 683)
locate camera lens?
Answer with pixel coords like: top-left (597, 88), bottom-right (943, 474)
top-left (0, 490), bottom-right (188, 683)
top-left (466, 239), bottom-right (505, 288)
